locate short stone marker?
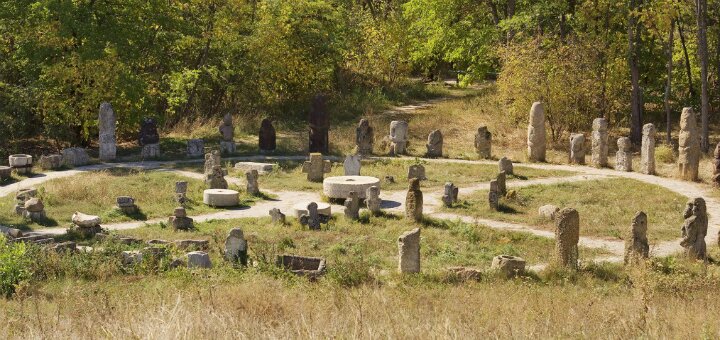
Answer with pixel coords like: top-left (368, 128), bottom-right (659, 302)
top-left (491, 255), bottom-right (526, 278)
top-left (488, 180), bottom-right (500, 211)
top-left (407, 164), bottom-right (426, 180)
top-left (292, 201), bottom-right (332, 219)
top-left (678, 107), bottom-right (700, 181)
top-left (640, 123), bottom-right (656, 175)
top-left (0, 166), bottom-right (11, 181)
top-left (186, 139), bottom-right (205, 158)
top-left (99, 102), bottom-right (117, 161)
top-left (300, 202), bottom-right (322, 230)
top-left (224, 228), bottom-right (248, 265)
top-left (187, 251), bottom-right (212, 269)
top-left (398, 228), bottom-right (421, 273)
top-left (343, 154), bottom-right (361, 176)
top-left (72, 212), bottom-right (103, 236)
top-left (442, 182), bottom-right (459, 207)
top-left (615, 137), bottom-right (632, 172)
top-left (624, 211), bottom-right (649, 264)
top-left (405, 178), bottom-right (423, 222)
top-left (259, 118), bottom-right (276, 153)
top-left (269, 208), bottom-right (286, 224)
top-left (344, 191), bottom-right (360, 220)
top-left (680, 197), bottom-right (707, 261)
top-left (591, 118), bottom-right (608, 167)
top-left (204, 150), bottom-right (222, 175)
top-left (122, 251), bottom-right (143, 266)
top-left (554, 207), bottom-right (580, 269)
top-left (245, 169), bottom-right (260, 196)
top-left (169, 207), bottom-right (194, 230)
top-left (356, 118), bottom-right (374, 155)
top-left (23, 197), bottom-right (46, 222)
top-left (498, 157), bottom-right (513, 175)
top-left (205, 166), bottom-right (228, 189)
top-left (175, 181), bottom-right (188, 204)
top-left (527, 101), bottom-right (546, 162)
top-left (426, 129), bottom-right (443, 158)
top-left (569, 133), bottom-right (585, 164)
top-left (474, 126), bottom-right (492, 159)
top-left (366, 186), bottom-right (381, 216)
top-left (389, 120), bottom-right (408, 155)
top-left (496, 171), bottom-right (507, 196)
top-left (302, 153), bottom-right (331, 182)
top-left (116, 196), bottom-right (138, 215)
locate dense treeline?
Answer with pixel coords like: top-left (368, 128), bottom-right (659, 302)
top-left (1, 0), bottom-right (719, 152)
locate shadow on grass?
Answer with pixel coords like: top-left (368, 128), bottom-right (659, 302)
top-left (510, 174), bottom-right (529, 180)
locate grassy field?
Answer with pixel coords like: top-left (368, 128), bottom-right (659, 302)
top-left (0, 169), bottom-right (260, 229)
top-left (445, 177), bottom-right (688, 241)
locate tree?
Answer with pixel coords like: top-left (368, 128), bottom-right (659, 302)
top-left (628, 0), bottom-right (644, 146)
top-left (696, 0), bottom-right (710, 152)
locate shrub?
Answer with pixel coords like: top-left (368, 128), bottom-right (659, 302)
top-left (655, 144), bottom-right (676, 163)
top-left (0, 237), bottom-right (31, 298)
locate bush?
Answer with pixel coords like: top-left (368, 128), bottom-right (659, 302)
top-left (0, 237), bottom-right (31, 298)
top-left (655, 144), bottom-right (676, 163)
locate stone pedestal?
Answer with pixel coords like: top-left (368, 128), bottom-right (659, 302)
top-left (9, 154), bottom-right (33, 175)
top-left (141, 144), bottom-right (160, 159)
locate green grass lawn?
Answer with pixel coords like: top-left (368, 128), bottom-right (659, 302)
top-left (0, 169), bottom-right (259, 230)
top-left (445, 178), bottom-right (687, 241)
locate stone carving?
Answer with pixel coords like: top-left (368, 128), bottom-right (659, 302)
top-left (489, 180), bottom-right (499, 211)
top-left (343, 191), bottom-right (360, 220)
top-left (139, 117), bottom-right (160, 146)
top-left (9, 154), bottom-right (32, 175)
top-left (187, 251), bottom-right (212, 269)
top-left (175, 181), bottom-right (188, 204)
top-left (141, 143), bottom-right (160, 159)
top-left (116, 196), bottom-right (138, 215)
top-left (426, 129), bottom-right (443, 158)
top-left (498, 157), bottom-right (513, 175)
top-left (204, 150), bottom-right (222, 175)
top-left (300, 202), bottom-right (322, 230)
top-left (398, 228), bottom-right (421, 273)
top-left (269, 208), bottom-right (286, 224)
top-left (591, 118), bottom-right (608, 167)
top-left (615, 137), bottom-right (632, 172)
top-left (186, 139), bottom-right (205, 158)
top-left (219, 113), bottom-right (234, 141)
top-left (302, 153), bottom-right (331, 182)
top-left (713, 142), bottom-right (720, 188)
top-left (678, 107), bottom-right (700, 181)
top-left (356, 119), bottom-right (374, 155)
top-left (366, 186), bottom-right (381, 216)
top-left (569, 133), bottom-right (585, 164)
top-left (497, 171), bottom-right (507, 196)
top-left (309, 94), bottom-right (330, 154)
top-left (491, 255), bottom-right (526, 278)
top-left (259, 118), bottom-right (276, 152)
top-left (442, 182), bottom-right (459, 207)
top-left (72, 212), bottom-right (103, 236)
top-left (405, 178), bottom-right (423, 222)
top-left (61, 147), bottom-right (90, 167)
top-left (99, 102), bottom-right (117, 161)
top-left (389, 120), bottom-right (408, 155)
top-left (169, 207), bottom-right (194, 231)
top-left (205, 166), bottom-right (228, 189)
top-left (680, 198), bottom-right (707, 261)
top-left (343, 154), bottom-right (361, 176)
top-left (407, 164), bottom-right (426, 180)
top-left (527, 101), bottom-right (546, 162)
top-left (225, 228), bottom-right (248, 265)
top-left (640, 123), bottom-right (656, 175)
top-left (246, 169), bottom-right (259, 196)
top-left (624, 211), bottom-right (649, 264)
top-left (38, 154), bottom-right (63, 170)
top-left (474, 126), bottom-right (492, 159)
top-left (554, 208), bottom-right (580, 269)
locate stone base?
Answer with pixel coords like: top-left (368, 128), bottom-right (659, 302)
top-left (0, 166), bottom-right (11, 180)
top-left (322, 176), bottom-right (380, 199)
top-left (71, 225), bottom-right (103, 238)
top-left (13, 166), bottom-right (32, 176)
top-left (169, 216), bottom-right (195, 230)
top-left (23, 210), bottom-right (46, 222)
top-left (118, 205), bottom-right (139, 215)
top-left (292, 202), bottom-right (332, 219)
top-left (141, 144), bottom-right (161, 159)
top-left (203, 189), bottom-right (239, 207)
top-left (220, 141), bottom-right (236, 154)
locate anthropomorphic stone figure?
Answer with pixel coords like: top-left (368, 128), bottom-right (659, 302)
top-left (498, 157), bottom-right (513, 175)
top-left (407, 164), bottom-right (426, 180)
top-left (496, 171), bottom-right (507, 196)
top-left (554, 207), bottom-right (580, 269)
top-left (116, 196), bottom-right (138, 215)
top-left (139, 117), bottom-right (160, 158)
top-left (591, 118), bottom-right (608, 168)
top-left (489, 180), bottom-right (500, 211)
top-left (302, 153), bottom-right (332, 182)
top-left (426, 129), bottom-right (443, 158)
top-left (356, 119), bottom-right (374, 155)
top-left (300, 202), bottom-right (322, 230)
top-left (98, 102), bottom-right (116, 161)
top-left (615, 137), bottom-right (632, 172)
top-left (389, 120), bottom-right (409, 156)
top-left (246, 169), bottom-right (259, 196)
top-left (309, 94), bottom-right (330, 154)
top-left (678, 107), bottom-right (700, 181)
top-left (624, 211), bottom-right (649, 264)
top-left (713, 142), bottom-right (720, 188)
top-left (175, 181), bottom-right (188, 204)
top-left (398, 228), bottom-right (420, 273)
top-left (269, 208), bottom-right (286, 224)
top-left (344, 191), bottom-right (360, 220)
top-left (343, 154), bottom-right (361, 176)
top-left (640, 123), bottom-right (656, 175)
top-left (441, 182), bottom-right (459, 207)
top-left (259, 118), bottom-right (276, 152)
top-left (205, 166), bottom-right (228, 189)
top-left (527, 102), bottom-right (546, 162)
top-left (224, 228), bottom-right (247, 265)
top-left (680, 198), bottom-right (707, 261)
top-left (405, 178), bottom-right (423, 222)
top-left (366, 186), bottom-right (381, 216)
top-left (187, 139), bottom-right (205, 158)
top-left (204, 150), bottom-right (221, 175)
top-left (474, 126), bottom-right (492, 159)
top-left (219, 113), bottom-right (236, 154)
top-left (569, 133), bottom-right (585, 164)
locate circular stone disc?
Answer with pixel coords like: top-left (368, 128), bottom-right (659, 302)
top-left (292, 202), bottom-right (332, 219)
top-left (323, 176), bottom-right (380, 199)
top-left (203, 189), bottom-right (240, 207)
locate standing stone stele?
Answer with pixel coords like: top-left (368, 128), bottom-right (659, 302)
top-left (678, 107), bottom-right (700, 181)
top-left (224, 228), bottom-right (248, 265)
top-left (405, 178), bottom-right (423, 222)
top-left (640, 123), bottom-right (656, 175)
top-left (139, 117), bottom-right (161, 158)
top-left (302, 153), bottom-right (332, 182)
top-left (591, 118), bottom-right (608, 168)
top-left (496, 171), bottom-right (506, 196)
top-left (474, 126), bottom-right (492, 159)
top-left (343, 154), bottom-right (361, 176)
top-left (615, 137), bottom-right (632, 172)
top-left (206, 166), bottom-right (228, 189)
top-left (344, 191), bottom-right (360, 220)
top-left (713, 142), bottom-right (720, 188)
top-left (680, 198), bottom-right (707, 261)
top-left (245, 169), bottom-right (259, 196)
top-left (269, 208), bottom-right (286, 224)
top-left (187, 251), bottom-right (212, 269)
top-left (356, 119), bottom-right (374, 155)
top-left (389, 121), bottom-right (408, 156)
top-left (569, 133), bottom-right (585, 164)
top-left (554, 208), bottom-right (580, 269)
top-left (398, 228), bottom-right (421, 273)
top-left (219, 113), bottom-right (236, 154)
top-left (309, 94), bottom-right (329, 154)
top-left (186, 139), bottom-right (205, 158)
top-left (204, 150), bottom-right (221, 175)
top-left (527, 102), bottom-right (546, 162)
top-left (624, 211), bottom-right (649, 265)
top-left (498, 157), bottom-right (513, 175)
top-left (488, 180), bottom-right (500, 211)
top-left (426, 129), bottom-right (443, 158)
top-left (169, 207), bottom-right (194, 230)
top-left (259, 118), bottom-right (276, 153)
top-left (441, 182), bottom-right (459, 207)
top-left (366, 186), bottom-right (381, 216)
top-left (98, 102), bottom-right (116, 161)
top-left (175, 181), bottom-right (188, 204)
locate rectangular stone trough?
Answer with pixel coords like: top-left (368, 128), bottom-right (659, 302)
top-left (276, 255), bottom-right (326, 278)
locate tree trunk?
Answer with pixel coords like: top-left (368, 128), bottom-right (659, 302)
top-left (696, 0), bottom-right (710, 152)
top-left (677, 20), bottom-right (696, 100)
top-left (665, 20), bottom-right (675, 145)
top-left (628, 0), bottom-right (643, 146)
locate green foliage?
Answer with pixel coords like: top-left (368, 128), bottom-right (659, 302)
top-left (0, 237), bottom-right (31, 298)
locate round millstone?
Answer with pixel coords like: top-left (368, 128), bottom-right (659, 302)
top-left (323, 176), bottom-right (380, 199)
top-left (292, 202), bottom-right (332, 219)
top-left (203, 189), bottom-right (240, 207)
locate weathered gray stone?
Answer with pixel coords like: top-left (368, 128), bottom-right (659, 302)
top-left (343, 154), bottom-right (361, 176)
top-left (640, 123), bottom-right (656, 175)
top-left (366, 186), bottom-right (381, 216)
top-left (24, 198), bottom-right (44, 212)
top-left (555, 208), bottom-right (580, 269)
top-left (491, 255), bottom-right (526, 278)
top-left (678, 107), bottom-right (700, 181)
top-left (234, 162), bottom-right (275, 174)
top-left (447, 267), bottom-right (482, 281)
top-left (489, 180), bottom-right (500, 211)
top-left (99, 102), bottom-right (117, 161)
top-left (300, 202), bottom-right (322, 230)
top-left (219, 113), bottom-right (234, 141)
top-left (276, 255), bottom-right (326, 278)
top-left (0, 225), bottom-right (23, 238)
top-left (205, 166), bottom-right (228, 189)
top-left (389, 120), bottom-right (408, 155)
top-left (0, 166), bottom-right (10, 180)
top-left (269, 208), bottom-right (286, 224)
top-left (527, 102), bottom-right (546, 162)
top-left (407, 164), bottom-right (426, 180)
top-left (204, 150), bottom-right (222, 175)
top-left (498, 157), bottom-right (514, 175)
top-left (245, 169), bottom-right (259, 196)
top-left (624, 211), bottom-right (649, 264)
top-left (356, 119), bottom-right (373, 155)
top-left (122, 250), bottom-right (143, 265)
top-left (175, 181), bottom-right (188, 194)
top-left (569, 133), bottom-right (585, 164)
top-left (538, 204), bottom-right (560, 219)
top-left (615, 137), bottom-right (632, 172)
top-left (405, 178), bottom-right (423, 222)
top-left (496, 171), bottom-right (506, 196)
top-left (474, 126), bottom-right (492, 159)
top-left (61, 147), bottom-right (90, 167)
top-left (72, 212), bottom-right (101, 228)
top-left (169, 207), bottom-right (194, 231)
top-left (302, 153), bottom-right (331, 182)
top-left (442, 182), bottom-right (459, 207)
top-left (186, 139), bottom-right (205, 157)
top-left (426, 129), bottom-right (443, 158)
top-left (141, 144), bottom-right (160, 159)
top-left (220, 141), bottom-right (236, 154)
top-left (9, 154), bottom-right (32, 175)
top-left (343, 191), bottom-right (360, 220)
top-left (116, 196), bottom-right (137, 214)
top-left (38, 154), bottom-right (63, 170)
top-left (398, 228), bottom-right (421, 273)
top-left (680, 198), bottom-right (707, 261)
top-left (591, 118), bottom-right (609, 167)
top-left (187, 251), bottom-right (212, 269)
top-left (224, 228), bottom-right (247, 265)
